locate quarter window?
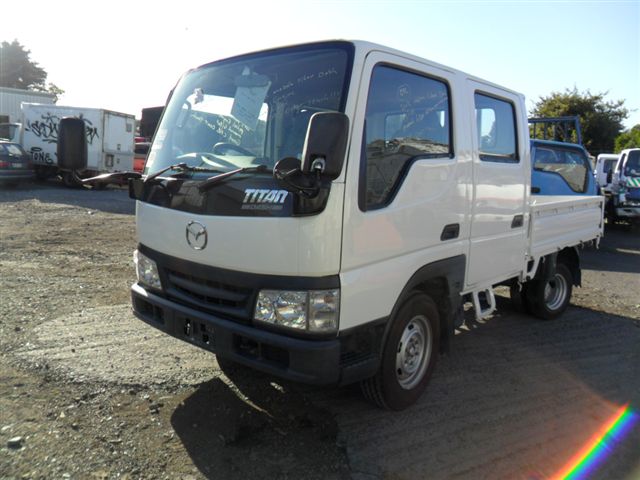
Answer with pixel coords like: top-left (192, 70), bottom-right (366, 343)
top-left (361, 65), bottom-right (452, 210)
top-left (474, 93), bottom-right (518, 162)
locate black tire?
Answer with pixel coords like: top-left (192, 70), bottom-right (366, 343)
top-left (528, 263), bottom-right (573, 320)
top-left (361, 292), bottom-right (439, 410)
top-left (62, 171), bottom-right (82, 188)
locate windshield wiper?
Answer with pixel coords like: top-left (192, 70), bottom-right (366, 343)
top-left (197, 164), bottom-right (269, 191)
top-left (144, 162), bottom-right (225, 183)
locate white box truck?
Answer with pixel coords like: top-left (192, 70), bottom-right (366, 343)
top-left (10, 103), bottom-right (135, 186)
top-left (59, 41), bottom-right (604, 410)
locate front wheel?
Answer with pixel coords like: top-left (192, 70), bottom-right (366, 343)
top-left (361, 292), bottom-right (439, 410)
top-left (528, 263), bottom-right (573, 320)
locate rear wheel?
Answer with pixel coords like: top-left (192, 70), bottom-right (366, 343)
top-left (528, 263), bottom-right (573, 320)
top-left (361, 292), bottom-right (439, 410)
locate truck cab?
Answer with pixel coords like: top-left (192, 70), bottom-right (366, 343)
top-left (608, 148), bottom-right (640, 223)
top-left (594, 153), bottom-right (619, 193)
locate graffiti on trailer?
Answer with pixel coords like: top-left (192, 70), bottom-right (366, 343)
top-left (26, 113), bottom-right (100, 145)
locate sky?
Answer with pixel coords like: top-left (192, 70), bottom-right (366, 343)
top-left (3, 0), bottom-right (639, 128)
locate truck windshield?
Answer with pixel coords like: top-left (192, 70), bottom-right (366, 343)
top-left (624, 150), bottom-right (640, 177)
top-left (145, 43), bottom-right (353, 177)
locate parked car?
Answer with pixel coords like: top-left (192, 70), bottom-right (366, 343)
top-left (134, 142), bottom-right (151, 173)
top-left (0, 140), bottom-right (33, 186)
top-left (530, 139), bottom-right (597, 195)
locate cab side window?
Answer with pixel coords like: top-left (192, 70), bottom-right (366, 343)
top-left (361, 65), bottom-right (452, 210)
top-left (474, 93), bottom-right (518, 162)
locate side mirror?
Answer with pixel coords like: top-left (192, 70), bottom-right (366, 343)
top-left (606, 171), bottom-right (613, 184)
top-left (57, 117), bottom-right (87, 171)
top-left (301, 112), bottom-right (349, 180)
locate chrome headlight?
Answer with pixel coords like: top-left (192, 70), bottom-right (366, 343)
top-left (133, 250), bottom-right (162, 290)
top-left (254, 289), bottom-right (339, 333)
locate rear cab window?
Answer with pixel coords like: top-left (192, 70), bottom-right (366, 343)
top-left (532, 144), bottom-right (590, 193)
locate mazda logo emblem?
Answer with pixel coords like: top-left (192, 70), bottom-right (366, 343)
top-left (186, 221), bottom-right (207, 250)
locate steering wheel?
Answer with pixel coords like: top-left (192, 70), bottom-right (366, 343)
top-left (212, 142), bottom-right (255, 157)
top-left (176, 152), bottom-right (237, 170)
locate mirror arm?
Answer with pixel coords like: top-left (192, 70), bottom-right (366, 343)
top-left (310, 157), bottom-right (326, 174)
top-left (275, 167), bottom-right (321, 199)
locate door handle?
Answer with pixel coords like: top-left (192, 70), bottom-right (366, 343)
top-left (511, 215), bottom-right (524, 228)
top-left (440, 223), bottom-right (460, 241)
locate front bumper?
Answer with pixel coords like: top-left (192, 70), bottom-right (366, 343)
top-left (132, 283), bottom-right (352, 385)
top-left (615, 205), bottom-right (640, 218)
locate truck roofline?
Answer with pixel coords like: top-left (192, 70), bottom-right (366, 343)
top-left (188, 39), bottom-right (526, 103)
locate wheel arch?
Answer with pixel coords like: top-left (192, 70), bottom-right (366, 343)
top-left (557, 246), bottom-right (581, 286)
top-left (381, 255), bottom-right (466, 355)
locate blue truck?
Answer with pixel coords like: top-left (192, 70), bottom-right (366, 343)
top-left (529, 117), bottom-right (597, 196)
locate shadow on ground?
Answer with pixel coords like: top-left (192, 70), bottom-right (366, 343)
top-left (171, 368), bottom-right (349, 480)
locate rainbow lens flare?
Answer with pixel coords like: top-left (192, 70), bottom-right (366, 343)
top-left (551, 405), bottom-right (639, 480)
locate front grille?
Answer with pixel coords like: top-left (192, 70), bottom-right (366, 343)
top-left (164, 268), bottom-right (254, 320)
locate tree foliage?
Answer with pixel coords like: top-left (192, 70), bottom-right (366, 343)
top-left (531, 87), bottom-right (628, 155)
top-left (0, 39), bottom-right (63, 100)
top-left (615, 124), bottom-right (640, 152)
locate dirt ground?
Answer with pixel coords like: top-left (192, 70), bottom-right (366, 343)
top-left (1, 180), bottom-right (639, 480)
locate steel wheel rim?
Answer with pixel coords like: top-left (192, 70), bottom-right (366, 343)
top-left (544, 272), bottom-right (568, 311)
top-left (395, 315), bottom-right (433, 390)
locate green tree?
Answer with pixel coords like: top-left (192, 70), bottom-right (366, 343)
top-left (614, 124), bottom-right (640, 152)
top-left (45, 82), bottom-right (65, 102)
top-left (531, 87), bottom-right (628, 156)
top-left (0, 39), bottom-right (63, 99)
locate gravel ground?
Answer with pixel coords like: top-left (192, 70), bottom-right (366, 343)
top-left (1, 180), bottom-right (639, 479)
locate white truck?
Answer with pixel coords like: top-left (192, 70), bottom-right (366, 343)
top-left (605, 148), bottom-right (640, 224)
top-left (59, 41), bottom-right (604, 410)
top-left (594, 153), bottom-right (619, 193)
top-left (3, 103), bottom-right (135, 186)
